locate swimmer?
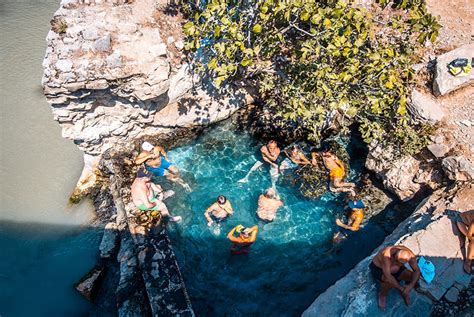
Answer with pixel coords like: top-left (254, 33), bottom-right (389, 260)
top-left (312, 149), bottom-right (355, 193)
top-left (285, 145), bottom-right (311, 167)
top-left (227, 224), bottom-right (259, 255)
top-left (131, 169), bottom-right (181, 222)
top-left (204, 195), bottom-right (234, 227)
top-left (238, 140), bottom-right (281, 183)
top-left (135, 141), bottom-right (191, 191)
top-left (257, 188), bottom-right (283, 222)
top-left (333, 194), bottom-right (365, 242)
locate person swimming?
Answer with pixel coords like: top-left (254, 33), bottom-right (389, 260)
top-left (204, 195), bottom-right (234, 227)
top-left (135, 141), bottom-right (191, 191)
top-left (130, 168), bottom-right (181, 222)
top-left (312, 149), bottom-right (355, 193)
top-left (227, 224), bottom-right (259, 255)
top-left (238, 140), bottom-right (281, 183)
top-left (257, 188), bottom-right (284, 222)
top-left (333, 193), bottom-right (365, 243)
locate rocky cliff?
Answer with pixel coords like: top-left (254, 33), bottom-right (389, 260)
top-left (42, 0), bottom-right (252, 158)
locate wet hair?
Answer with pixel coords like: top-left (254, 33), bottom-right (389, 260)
top-left (137, 168), bottom-right (151, 178)
top-left (268, 140), bottom-right (277, 145)
top-left (217, 195), bottom-right (227, 204)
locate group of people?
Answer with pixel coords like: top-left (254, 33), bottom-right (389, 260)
top-left (129, 139), bottom-right (473, 311)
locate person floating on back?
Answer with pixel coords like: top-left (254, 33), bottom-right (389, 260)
top-left (227, 224), bottom-right (259, 255)
top-left (135, 141), bottom-right (191, 191)
top-left (456, 210), bottom-right (473, 273)
top-left (204, 195), bottom-right (234, 227)
top-left (333, 193), bottom-right (365, 243)
top-left (257, 188), bottom-right (284, 222)
top-left (312, 149), bottom-right (355, 194)
top-left (369, 245), bottom-right (421, 310)
top-left (238, 140), bottom-right (281, 183)
top-left (131, 168), bottom-right (181, 222)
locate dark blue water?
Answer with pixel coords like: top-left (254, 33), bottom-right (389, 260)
top-left (165, 123), bottom-right (391, 316)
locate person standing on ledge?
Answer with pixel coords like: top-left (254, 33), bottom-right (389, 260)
top-left (204, 195), bottom-right (234, 227)
top-left (369, 245), bottom-right (421, 310)
top-left (312, 149), bottom-right (355, 194)
top-left (131, 168), bottom-right (181, 222)
top-left (227, 225), bottom-right (259, 255)
top-left (135, 141), bottom-right (190, 191)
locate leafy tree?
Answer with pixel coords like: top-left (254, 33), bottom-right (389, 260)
top-left (181, 0), bottom-right (440, 155)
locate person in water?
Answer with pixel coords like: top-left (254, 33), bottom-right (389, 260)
top-left (333, 194), bottom-right (365, 242)
top-left (238, 140), bottom-right (281, 183)
top-left (280, 145), bottom-right (311, 170)
top-left (131, 169), bottom-right (181, 222)
top-left (227, 224), bottom-right (259, 254)
top-left (204, 195), bottom-right (234, 227)
top-left (135, 141), bottom-right (190, 191)
top-left (370, 245), bottom-right (421, 310)
top-left (312, 149), bottom-right (355, 193)
top-left (456, 210), bottom-right (473, 273)
top-left (257, 188), bottom-right (284, 222)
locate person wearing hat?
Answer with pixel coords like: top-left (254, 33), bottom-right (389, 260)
top-left (227, 224), bottom-right (259, 255)
top-left (135, 141), bottom-right (190, 191)
top-left (131, 168), bottom-right (181, 222)
top-left (369, 245), bottom-right (421, 310)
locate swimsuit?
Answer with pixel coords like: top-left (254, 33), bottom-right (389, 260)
top-left (369, 261), bottom-right (406, 282)
top-left (145, 155), bottom-right (172, 177)
top-left (329, 164), bottom-right (345, 179)
top-left (137, 190), bottom-right (160, 211)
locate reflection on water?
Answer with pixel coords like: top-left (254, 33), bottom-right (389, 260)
top-left (0, 1), bottom-right (99, 316)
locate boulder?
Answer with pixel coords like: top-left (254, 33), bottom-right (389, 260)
top-left (74, 264), bottom-right (105, 301)
top-left (408, 89), bottom-right (445, 123)
top-left (427, 143), bottom-right (450, 158)
top-left (442, 156), bottom-right (474, 181)
top-left (444, 286), bottom-right (460, 303)
top-left (433, 44), bottom-right (474, 96)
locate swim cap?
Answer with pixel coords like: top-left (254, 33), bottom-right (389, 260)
top-left (142, 141), bottom-right (154, 152)
top-left (349, 200), bottom-right (365, 209)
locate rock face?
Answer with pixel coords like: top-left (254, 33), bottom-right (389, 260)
top-left (42, 0), bottom-right (252, 157)
top-left (408, 89), bottom-right (445, 123)
top-left (442, 155), bottom-right (474, 181)
top-left (433, 44), bottom-right (474, 96)
top-left (302, 183), bottom-right (474, 317)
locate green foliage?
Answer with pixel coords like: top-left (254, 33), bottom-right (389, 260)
top-left (181, 0), bottom-right (440, 155)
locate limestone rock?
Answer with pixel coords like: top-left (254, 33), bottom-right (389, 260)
top-left (75, 264), bottom-right (105, 301)
top-left (433, 44), bottom-right (474, 96)
top-left (427, 143), bottom-right (450, 158)
top-left (93, 34), bottom-right (111, 51)
top-left (99, 221), bottom-right (119, 258)
top-left (444, 286), bottom-right (460, 303)
top-left (442, 156), bottom-right (474, 181)
top-left (408, 89), bottom-right (445, 124)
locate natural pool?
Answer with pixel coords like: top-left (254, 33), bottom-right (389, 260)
top-left (162, 123), bottom-right (400, 316)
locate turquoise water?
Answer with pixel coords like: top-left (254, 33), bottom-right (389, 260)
top-left (165, 123), bottom-right (391, 316)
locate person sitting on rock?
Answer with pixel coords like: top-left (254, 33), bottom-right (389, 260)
top-left (333, 193), bottom-right (365, 242)
top-left (131, 168), bottom-right (181, 222)
top-left (369, 245), bottom-right (421, 310)
top-left (456, 210), bottom-right (473, 273)
top-left (135, 141), bottom-right (191, 191)
top-left (280, 145), bottom-right (311, 170)
top-left (227, 224), bottom-right (259, 255)
top-left (312, 149), bottom-right (355, 194)
top-left (204, 195), bottom-right (233, 227)
top-left (257, 188), bottom-right (284, 222)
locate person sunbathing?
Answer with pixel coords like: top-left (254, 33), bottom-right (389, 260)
top-left (312, 150), bottom-right (355, 193)
top-left (456, 210), bottom-right (474, 273)
top-left (280, 145), bottom-right (311, 170)
top-left (204, 195), bottom-right (234, 227)
top-left (257, 188), bottom-right (284, 222)
top-left (135, 141), bottom-right (190, 191)
top-left (130, 169), bottom-right (181, 222)
top-left (369, 245), bottom-right (420, 310)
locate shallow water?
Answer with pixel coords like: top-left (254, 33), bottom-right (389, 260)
top-left (165, 124), bottom-right (395, 316)
top-left (0, 2), bottom-right (100, 316)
